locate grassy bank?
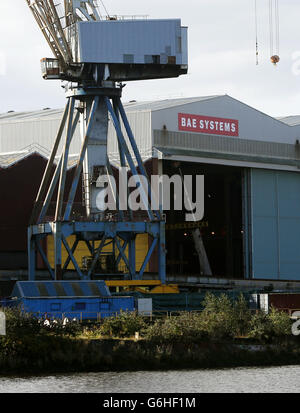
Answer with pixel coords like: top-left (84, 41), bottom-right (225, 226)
top-left (0, 293), bottom-right (299, 374)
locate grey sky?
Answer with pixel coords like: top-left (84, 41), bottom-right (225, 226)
top-left (1, 0), bottom-right (300, 117)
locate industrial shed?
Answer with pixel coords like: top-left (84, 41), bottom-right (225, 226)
top-left (1, 95), bottom-right (300, 282)
top-left (9, 280), bottom-right (134, 319)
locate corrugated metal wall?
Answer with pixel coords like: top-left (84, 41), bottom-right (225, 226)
top-left (154, 130), bottom-right (300, 161)
top-left (0, 118), bottom-right (82, 155)
top-left (0, 110), bottom-right (153, 166)
top-left (151, 95), bottom-right (300, 144)
top-left (76, 20), bottom-right (185, 65)
top-left (250, 168), bottom-right (300, 280)
top-left (107, 110), bottom-right (152, 165)
top-left (154, 129), bottom-right (300, 168)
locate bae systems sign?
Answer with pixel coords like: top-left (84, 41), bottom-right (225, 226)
top-left (178, 113), bottom-right (239, 137)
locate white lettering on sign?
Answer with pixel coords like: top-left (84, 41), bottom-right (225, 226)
top-left (178, 113), bottom-right (239, 137)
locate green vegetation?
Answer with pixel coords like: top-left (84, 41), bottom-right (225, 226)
top-left (0, 294), bottom-right (298, 374)
top-left (83, 293), bottom-right (292, 344)
top-left (97, 311), bottom-right (148, 338)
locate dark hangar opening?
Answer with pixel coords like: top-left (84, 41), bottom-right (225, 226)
top-left (163, 160), bottom-right (244, 279)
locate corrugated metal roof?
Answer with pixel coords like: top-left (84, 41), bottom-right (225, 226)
top-left (0, 96), bottom-right (223, 122)
top-left (0, 144), bottom-right (78, 169)
top-left (122, 95), bottom-right (223, 112)
top-left (0, 109), bottom-right (64, 123)
top-left (11, 281), bottom-right (111, 298)
top-left (276, 115), bottom-right (300, 126)
top-left (2, 96), bottom-right (300, 123)
top-left (1, 96), bottom-right (299, 169)
top-left (0, 96), bottom-right (224, 168)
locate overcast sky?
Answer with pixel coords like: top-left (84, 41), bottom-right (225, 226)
top-left (1, 0), bottom-right (300, 117)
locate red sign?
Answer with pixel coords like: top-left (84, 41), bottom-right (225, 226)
top-left (178, 113), bottom-right (239, 137)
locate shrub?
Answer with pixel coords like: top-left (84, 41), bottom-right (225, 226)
top-left (99, 311), bottom-right (147, 338)
top-left (144, 312), bottom-right (208, 343)
top-left (247, 307), bottom-right (292, 342)
top-left (268, 307), bottom-right (292, 337)
top-left (248, 307), bottom-right (292, 342)
top-left (2, 307), bottom-right (41, 338)
top-left (200, 293), bottom-right (252, 340)
top-left (247, 311), bottom-right (274, 342)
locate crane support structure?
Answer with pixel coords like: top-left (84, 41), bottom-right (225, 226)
top-left (25, 1), bottom-right (187, 283)
top-left (28, 84), bottom-right (166, 282)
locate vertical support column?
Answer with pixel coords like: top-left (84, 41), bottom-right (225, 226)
top-left (82, 97), bottom-right (108, 218)
top-left (129, 236), bottom-right (136, 279)
top-left (54, 222), bottom-right (63, 281)
top-left (225, 175), bottom-right (234, 277)
top-left (158, 221), bottom-right (166, 284)
top-left (30, 101), bottom-right (70, 225)
top-left (113, 98), bottom-right (126, 168)
top-left (55, 97), bottom-right (75, 221)
top-left (242, 169), bottom-right (251, 279)
top-left (28, 227), bottom-right (36, 281)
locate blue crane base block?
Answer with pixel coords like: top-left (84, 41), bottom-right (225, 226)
top-left (8, 281), bottom-right (134, 320)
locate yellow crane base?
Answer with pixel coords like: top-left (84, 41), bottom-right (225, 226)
top-left (105, 280), bottom-right (179, 294)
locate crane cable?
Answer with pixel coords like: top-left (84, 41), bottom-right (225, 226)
top-left (94, 0), bottom-right (110, 19)
top-left (275, 0), bottom-right (280, 56)
top-left (269, 0), bottom-right (273, 56)
top-left (255, 0), bottom-right (259, 65)
top-left (99, 0), bottom-right (110, 17)
top-left (269, 0), bottom-right (280, 65)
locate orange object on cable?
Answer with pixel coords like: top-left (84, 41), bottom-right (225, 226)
top-left (270, 55), bottom-right (280, 65)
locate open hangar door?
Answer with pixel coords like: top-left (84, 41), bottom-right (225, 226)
top-left (246, 168), bottom-right (300, 280)
top-left (163, 160), bottom-right (244, 278)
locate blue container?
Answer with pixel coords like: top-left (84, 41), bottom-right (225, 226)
top-left (10, 281), bottom-right (134, 320)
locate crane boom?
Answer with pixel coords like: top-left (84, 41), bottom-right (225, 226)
top-left (26, 0), bottom-right (72, 64)
top-left (25, 0), bottom-right (101, 65)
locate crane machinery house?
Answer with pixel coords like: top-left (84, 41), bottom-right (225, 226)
top-left (42, 18), bottom-right (188, 82)
top-left (73, 20), bottom-right (187, 72)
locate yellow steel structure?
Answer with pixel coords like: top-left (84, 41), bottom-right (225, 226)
top-left (105, 280), bottom-right (179, 294)
top-left (47, 237), bottom-right (179, 293)
top-left (47, 233), bottom-right (150, 273)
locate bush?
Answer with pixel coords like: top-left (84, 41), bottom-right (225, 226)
top-left (2, 307), bottom-right (41, 338)
top-left (248, 307), bottom-right (292, 342)
top-left (99, 311), bottom-right (147, 338)
top-left (200, 293), bottom-right (252, 340)
top-left (144, 312), bottom-right (208, 343)
top-left (0, 307), bottom-right (83, 341)
top-left (40, 318), bottom-right (83, 337)
top-left (144, 294), bottom-right (259, 343)
top-left (247, 311), bottom-right (274, 342)
top-left (268, 307), bottom-right (292, 337)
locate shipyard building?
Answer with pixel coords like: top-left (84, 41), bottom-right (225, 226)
top-left (1, 94), bottom-right (300, 282)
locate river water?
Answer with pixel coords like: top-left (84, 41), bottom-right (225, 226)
top-left (0, 366), bottom-right (299, 393)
